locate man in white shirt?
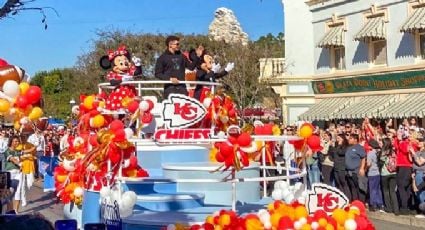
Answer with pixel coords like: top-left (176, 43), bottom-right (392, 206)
top-left (27, 129), bottom-right (45, 179)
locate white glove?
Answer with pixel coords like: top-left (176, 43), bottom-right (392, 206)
top-left (224, 62), bottom-right (234, 72)
top-left (122, 74), bottom-right (133, 82)
top-left (132, 56), bottom-right (141, 66)
top-left (211, 63), bottom-right (221, 73)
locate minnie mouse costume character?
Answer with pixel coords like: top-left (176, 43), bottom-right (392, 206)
top-left (99, 45), bottom-right (142, 86)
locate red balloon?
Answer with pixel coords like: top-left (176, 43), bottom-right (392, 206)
top-left (290, 139), bottom-right (305, 151)
top-left (127, 100), bottom-right (139, 113)
top-left (26, 86), bottom-right (42, 104)
top-left (307, 135), bottom-right (322, 151)
top-left (89, 134), bottom-right (99, 147)
top-left (220, 144), bottom-right (234, 157)
top-left (141, 112), bottom-right (153, 124)
top-left (228, 109), bottom-right (236, 117)
top-left (113, 128), bottom-right (126, 142)
top-left (215, 152), bottom-right (225, 162)
top-left (108, 148), bottom-right (121, 164)
top-left (0, 58), bottom-right (9, 67)
top-left (278, 216), bottom-right (294, 229)
top-left (129, 156), bottom-right (138, 168)
top-left (237, 132), bottom-right (251, 147)
top-left (109, 120), bottom-right (124, 132)
top-left (15, 95), bottom-right (29, 108)
top-left (145, 99), bottom-right (154, 111)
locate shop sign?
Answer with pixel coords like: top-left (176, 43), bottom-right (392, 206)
top-left (312, 69), bottom-right (425, 94)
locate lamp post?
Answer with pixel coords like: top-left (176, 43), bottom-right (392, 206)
top-left (69, 98), bottom-right (76, 128)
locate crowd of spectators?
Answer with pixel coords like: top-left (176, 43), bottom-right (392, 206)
top-left (282, 117), bottom-right (425, 218)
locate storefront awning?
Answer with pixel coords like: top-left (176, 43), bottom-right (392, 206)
top-left (379, 93), bottom-right (425, 118)
top-left (401, 7), bottom-right (425, 33)
top-left (298, 97), bottom-right (353, 121)
top-left (354, 16), bottom-right (386, 41)
top-left (333, 95), bottom-right (397, 119)
top-left (317, 26), bottom-right (345, 48)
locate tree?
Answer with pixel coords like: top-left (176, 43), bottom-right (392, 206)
top-left (0, 0), bottom-right (58, 29)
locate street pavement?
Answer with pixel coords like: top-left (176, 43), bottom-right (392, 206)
top-left (15, 181), bottom-right (425, 229)
top-left (19, 180), bottom-right (64, 224)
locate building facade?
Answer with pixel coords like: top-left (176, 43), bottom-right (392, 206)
top-left (269, 0), bottom-right (425, 125)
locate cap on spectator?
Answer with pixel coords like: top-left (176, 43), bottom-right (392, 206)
top-left (338, 121), bottom-right (345, 126)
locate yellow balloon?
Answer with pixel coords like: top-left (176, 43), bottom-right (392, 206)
top-left (91, 114), bottom-right (105, 128)
top-left (83, 95), bottom-right (95, 110)
top-left (28, 107), bottom-right (43, 121)
top-left (299, 124), bottom-right (314, 138)
top-left (294, 206), bottom-right (308, 219)
top-left (0, 99), bottom-right (10, 113)
top-left (19, 82), bottom-right (30, 95)
top-left (218, 214), bottom-right (230, 227)
top-left (14, 121), bottom-right (20, 130)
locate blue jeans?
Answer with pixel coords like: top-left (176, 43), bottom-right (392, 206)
top-left (368, 175), bottom-right (383, 208)
top-left (308, 165), bottom-right (321, 188)
top-left (415, 171), bottom-right (425, 204)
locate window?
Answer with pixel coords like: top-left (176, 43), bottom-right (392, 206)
top-left (371, 39), bottom-right (387, 65)
top-left (333, 47), bottom-right (345, 70)
top-left (419, 33), bottom-right (425, 59)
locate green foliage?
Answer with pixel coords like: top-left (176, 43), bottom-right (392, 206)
top-left (33, 30), bottom-right (285, 118)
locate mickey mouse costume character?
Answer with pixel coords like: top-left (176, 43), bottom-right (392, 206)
top-left (193, 52), bottom-right (234, 102)
top-left (99, 45), bottom-right (142, 86)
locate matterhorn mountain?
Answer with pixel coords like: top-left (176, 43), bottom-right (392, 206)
top-left (208, 7), bottom-right (249, 45)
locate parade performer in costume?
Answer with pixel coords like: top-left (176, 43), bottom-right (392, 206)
top-left (193, 52), bottom-right (234, 102)
top-left (99, 45), bottom-right (142, 86)
top-left (17, 135), bottom-right (36, 207)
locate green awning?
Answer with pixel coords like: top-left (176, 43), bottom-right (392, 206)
top-left (379, 93), bottom-right (425, 118)
top-left (334, 95), bottom-right (397, 119)
top-left (317, 26), bottom-right (345, 48)
top-left (401, 7), bottom-right (425, 33)
top-left (298, 97), bottom-right (353, 121)
top-left (354, 16), bottom-right (386, 41)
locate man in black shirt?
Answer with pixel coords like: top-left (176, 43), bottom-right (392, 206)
top-left (155, 35), bottom-right (203, 99)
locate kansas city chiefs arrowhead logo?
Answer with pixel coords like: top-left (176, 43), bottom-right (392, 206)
top-left (306, 183), bottom-right (349, 214)
top-left (162, 94), bottom-right (207, 128)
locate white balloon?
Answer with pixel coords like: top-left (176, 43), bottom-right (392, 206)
top-left (124, 128), bottom-right (134, 139)
top-left (139, 101), bottom-right (149, 112)
top-left (99, 187), bottom-right (111, 198)
top-left (294, 221), bottom-right (303, 230)
top-left (122, 159), bottom-right (130, 168)
top-left (284, 194), bottom-right (295, 204)
top-left (298, 217), bottom-right (307, 225)
top-left (344, 219), bottom-right (357, 230)
top-left (217, 131), bottom-right (226, 139)
top-left (111, 188), bottom-right (121, 202)
top-left (166, 224), bottom-right (176, 230)
top-left (263, 221), bottom-right (272, 229)
top-left (203, 97), bottom-right (212, 108)
top-left (297, 196), bottom-right (306, 205)
top-left (274, 181), bottom-right (285, 190)
top-left (311, 221), bottom-right (319, 230)
top-left (121, 195), bottom-right (133, 209)
top-left (20, 117), bottom-right (29, 125)
top-left (271, 189), bottom-right (282, 200)
top-left (124, 191), bottom-right (137, 205)
top-left (119, 206), bottom-right (133, 218)
top-left (73, 187), bottom-right (84, 197)
top-left (63, 159), bottom-right (76, 172)
top-left (3, 80), bottom-right (19, 98)
top-left (278, 180), bottom-right (289, 190)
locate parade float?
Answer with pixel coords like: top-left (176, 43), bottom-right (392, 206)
top-left (45, 46), bottom-right (376, 230)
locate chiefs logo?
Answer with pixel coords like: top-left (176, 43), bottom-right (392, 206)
top-left (162, 94), bottom-right (206, 128)
top-left (306, 183), bottom-right (349, 214)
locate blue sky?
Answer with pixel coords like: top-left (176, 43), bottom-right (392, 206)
top-left (0, 0), bottom-right (284, 76)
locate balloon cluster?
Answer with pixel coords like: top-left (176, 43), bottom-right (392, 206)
top-left (212, 127), bottom-right (258, 172)
top-left (0, 80), bottom-right (43, 130)
top-left (77, 87), bottom-right (155, 131)
top-left (99, 186), bottom-right (137, 218)
top-left (271, 181), bottom-right (306, 204)
top-left (54, 119), bottom-right (149, 205)
top-left (288, 123), bottom-right (322, 167)
top-left (202, 94), bottom-right (238, 132)
top-left (175, 200), bottom-right (374, 230)
top-left (252, 122), bottom-right (282, 163)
